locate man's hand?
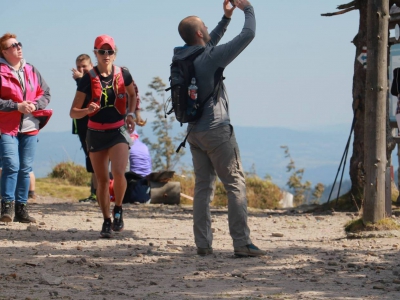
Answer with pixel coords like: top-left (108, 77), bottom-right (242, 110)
top-left (71, 68), bottom-right (83, 80)
top-left (223, 0), bottom-right (236, 18)
top-left (234, 0), bottom-right (251, 11)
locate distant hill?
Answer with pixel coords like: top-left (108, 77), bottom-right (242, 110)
top-left (34, 125), bottom-right (354, 192)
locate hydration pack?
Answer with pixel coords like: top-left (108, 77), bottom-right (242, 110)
top-left (165, 48), bottom-right (205, 124)
top-left (165, 48), bottom-right (224, 152)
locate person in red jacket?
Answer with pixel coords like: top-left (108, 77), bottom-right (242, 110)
top-left (70, 35), bottom-right (137, 238)
top-left (0, 33), bottom-right (51, 223)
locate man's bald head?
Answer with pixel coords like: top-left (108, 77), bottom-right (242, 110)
top-left (178, 16), bottom-right (201, 46)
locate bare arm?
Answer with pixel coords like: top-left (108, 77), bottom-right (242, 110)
top-left (70, 91), bottom-right (97, 119)
top-left (125, 82), bottom-right (136, 133)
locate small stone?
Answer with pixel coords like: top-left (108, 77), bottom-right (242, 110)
top-left (315, 216), bottom-right (325, 221)
top-left (373, 285), bottom-right (385, 290)
top-left (149, 281), bottom-right (158, 285)
top-left (167, 240), bottom-right (174, 245)
top-left (40, 273), bottom-right (64, 285)
top-left (27, 225), bottom-right (38, 232)
top-left (67, 228), bottom-right (78, 233)
top-left (231, 269), bottom-right (243, 277)
top-left (271, 232), bottom-right (284, 237)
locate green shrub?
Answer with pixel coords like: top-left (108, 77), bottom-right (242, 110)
top-left (175, 172), bottom-right (282, 209)
top-left (246, 176), bottom-right (282, 209)
top-left (49, 162), bottom-right (91, 186)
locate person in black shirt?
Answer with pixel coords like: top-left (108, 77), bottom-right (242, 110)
top-left (71, 54), bottom-right (98, 203)
top-left (70, 35), bottom-right (137, 238)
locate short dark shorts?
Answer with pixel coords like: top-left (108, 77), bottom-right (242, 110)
top-left (86, 126), bottom-right (132, 153)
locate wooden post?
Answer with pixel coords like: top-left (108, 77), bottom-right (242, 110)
top-left (363, 0), bottom-right (389, 223)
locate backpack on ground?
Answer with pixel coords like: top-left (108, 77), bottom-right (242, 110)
top-left (165, 48), bottom-right (224, 152)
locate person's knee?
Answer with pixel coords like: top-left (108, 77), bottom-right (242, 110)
top-left (111, 172), bottom-right (125, 182)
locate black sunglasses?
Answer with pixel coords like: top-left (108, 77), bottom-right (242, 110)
top-left (5, 42), bottom-right (22, 50)
top-left (95, 49), bottom-right (115, 56)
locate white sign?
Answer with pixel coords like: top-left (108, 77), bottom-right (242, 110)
top-left (357, 46), bottom-right (367, 69)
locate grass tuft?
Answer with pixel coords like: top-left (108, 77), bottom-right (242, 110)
top-left (345, 217), bottom-right (400, 232)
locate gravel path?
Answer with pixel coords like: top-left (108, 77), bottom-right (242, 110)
top-left (1, 197), bottom-right (400, 300)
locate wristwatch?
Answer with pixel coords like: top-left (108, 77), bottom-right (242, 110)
top-left (126, 112), bottom-right (135, 118)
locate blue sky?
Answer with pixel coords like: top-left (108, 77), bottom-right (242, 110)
top-left (1, 0), bottom-right (359, 133)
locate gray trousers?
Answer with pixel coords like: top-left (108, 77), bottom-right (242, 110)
top-left (188, 124), bottom-right (252, 248)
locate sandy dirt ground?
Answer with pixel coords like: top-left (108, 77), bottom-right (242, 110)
top-left (1, 197), bottom-right (400, 300)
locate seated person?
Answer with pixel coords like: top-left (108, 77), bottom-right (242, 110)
top-left (129, 131), bottom-right (152, 177)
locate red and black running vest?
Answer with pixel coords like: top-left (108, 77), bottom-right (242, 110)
top-left (87, 66), bottom-right (127, 117)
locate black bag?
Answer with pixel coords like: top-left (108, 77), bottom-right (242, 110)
top-left (391, 68), bottom-right (400, 97)
top-left (123, 172), bottom-right (151, 204)
top-left (165, 48), bottom-right (224, 152)
top-left (166, 48), bottom-right (205, 124)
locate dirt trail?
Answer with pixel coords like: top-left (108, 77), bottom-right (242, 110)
top-left (1, 197), bottom-right (400, 300)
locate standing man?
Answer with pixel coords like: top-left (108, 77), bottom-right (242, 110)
top-left (175, 0), bottom-right (265, 256)
top-left (71, 54), bottom-right (98, 202)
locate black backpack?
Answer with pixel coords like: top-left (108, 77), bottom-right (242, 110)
top-left (123, 172), bottom-right (151, 204)
top-left (165, 48), bottom-right (224, 152)
top-left (391, 68), bottom-right (400, 97)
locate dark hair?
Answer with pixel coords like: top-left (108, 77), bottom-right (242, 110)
top-left (178, 16), bottom-right (199, 46)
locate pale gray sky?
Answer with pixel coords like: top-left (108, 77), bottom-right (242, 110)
top-left (1, 0), bottom-right (359, 132)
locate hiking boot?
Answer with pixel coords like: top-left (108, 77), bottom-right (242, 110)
top-left (0, 201), bottom-right (15, 222)
top-left (112, 206), bottom-right (124, 232)
top-left (79, 194), bottom-right (97, 203)
top-left (197, 247), bottom-right (213, 256)
top-left (234, 243), bottom-right (266, 257)
top-left (14, 203), bottom-right (36, 223)
top-left (28, 193), bottom-right (37, 204)
top-left (100, 219), bottom-right (112, 238)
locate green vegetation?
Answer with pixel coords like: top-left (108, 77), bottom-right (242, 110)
top-left (174, 171), bottom-right (282, 208)
top-left (345, 218), bottom-right (400, 232)
top-left (36, 177), bottom-right (89, 200)
top-left (36, 162), bottom-right (92, 200)
top-left (281, 145), bottom-right (324, 206)
top-left (49, 161), bottom-right (91, 186)
top-left (41, 162), bottom-right (282, 209)
top-left (141, 77), bottom-right (185, 171)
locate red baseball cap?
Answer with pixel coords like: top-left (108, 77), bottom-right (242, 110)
top-left (94, 35), bottom-right (115, 50)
